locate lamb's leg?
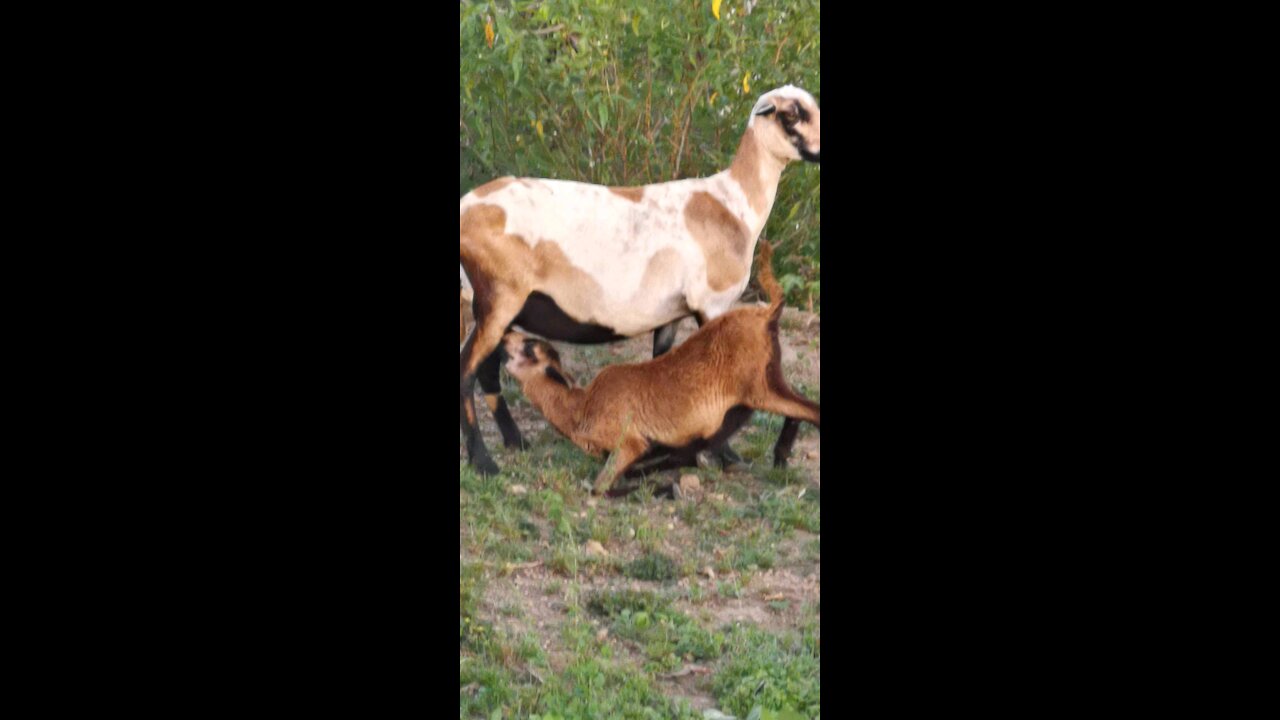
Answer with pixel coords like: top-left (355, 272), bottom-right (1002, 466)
top-left (754, 392), bottom-right (820, 467)
top-left (758, 353), bottom-right (820, 466)
top-left (755, 393), bottom-right (820, 429)
top-left (695, 311), bottom-right (747, 469)
top-left (711, 446), bottom-right (748, 471)
top-left (652, 319), bottom-right (680, 358)
top-left (773, 418), bottom-right (802, 468)
top-left (592, 435), bottom-right (649, 497)
top-left (477, 350), bottom-right (526, 450)
top-left (460, 297), bottom-right (522, 475)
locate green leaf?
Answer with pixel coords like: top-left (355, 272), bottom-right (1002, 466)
top-left (512, 51), bottom-right (523, 87)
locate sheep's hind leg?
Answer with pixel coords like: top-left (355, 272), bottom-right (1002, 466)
top-left (478, 350), bottom-right (526, 450)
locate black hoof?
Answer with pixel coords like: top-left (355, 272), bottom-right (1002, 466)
top-left (502, 435), bottom-right (529, 451)
top-left (773, 457), bottom-right (790, 469)
top-left (717, 447), bottom-right (748, 472)
top-left (474, 456), bottom-right (501, 476)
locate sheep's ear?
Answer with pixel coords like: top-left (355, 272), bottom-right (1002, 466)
top-left (753, 102), bottom-right (776, 117)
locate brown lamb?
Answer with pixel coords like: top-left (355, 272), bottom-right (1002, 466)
top-left (501, 242), bottom-right (820, 496)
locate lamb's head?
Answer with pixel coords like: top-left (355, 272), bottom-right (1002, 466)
top-left (502, 333), bottom-right (575, 388)
top-left (747, 85), bottom-right (821, 164)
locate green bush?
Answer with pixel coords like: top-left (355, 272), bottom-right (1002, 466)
top-left (459, 0), bottom-right (821, 310)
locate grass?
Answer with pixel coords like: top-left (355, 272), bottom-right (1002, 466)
top-left (461, 321), bottom-right (820, 719)
top-left (712, 625), bottom-right (821, 719)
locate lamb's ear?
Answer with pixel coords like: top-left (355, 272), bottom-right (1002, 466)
top-left (752, 98), bottom-right (776, 116)
top-left (545, 366), bottom-right (572, 388)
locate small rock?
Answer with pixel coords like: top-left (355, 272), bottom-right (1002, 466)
top-left (596, 628), bottom-right (609, 642)
top-left (507, 484), bottom-right (527, 495)
top-left (666, 522), bottom-right (675, 530)
top-left (583, 540), bottom-right (608, 558)
top-left (679, 474), bottom-right (701, 495)
top-left (702, 566), bottom-right (716, 580)
top-left (627, 527), bottom-right (636, 539)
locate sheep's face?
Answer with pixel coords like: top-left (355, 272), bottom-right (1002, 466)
top-left (502, 333), bottom-right (574, 387)
top-left (749, 85), bottom-right (821, 164)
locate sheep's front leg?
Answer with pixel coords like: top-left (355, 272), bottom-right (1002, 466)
top-left (477, 350), bottom-right (526, 450)
top-left (460, 296), bottom-right (523, 475)
top-left (592, 435), bottom-right (649, 497)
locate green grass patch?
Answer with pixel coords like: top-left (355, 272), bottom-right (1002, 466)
top-left (712, 626), bottom-right (821, 720)
top-left (623, 552), bottom-right (678, 582)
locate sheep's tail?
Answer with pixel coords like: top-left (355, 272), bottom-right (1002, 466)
top-left (755, 240), bottom-right (784, 322)
top-left (460, 263), bottom-right (473, 296)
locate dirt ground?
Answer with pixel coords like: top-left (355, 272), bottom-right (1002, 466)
top-left (460, 304), bottom-right (820, 713)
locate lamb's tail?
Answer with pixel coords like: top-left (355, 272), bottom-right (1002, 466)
top-left (756, 241), bottom-right (784, 323)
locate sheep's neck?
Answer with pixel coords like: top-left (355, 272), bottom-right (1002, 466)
top-left (524, 377), bottom-right (588, 445)
top-left (728, 126), bottom-right (788, 237)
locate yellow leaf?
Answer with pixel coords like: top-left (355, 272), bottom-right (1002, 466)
top-left (743, 71), bottom-right (751, 94)
top-left (712, 0), bottom-right (722, 21)
top-left (484, 18), bottom-right (494, 49)
top-left (709, 91), bottom-right (718, 105)
top-left (536, 120), bottom-right (544, 139)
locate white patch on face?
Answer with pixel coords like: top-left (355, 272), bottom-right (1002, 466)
top-left (745, 85), bottom-right (820, 163)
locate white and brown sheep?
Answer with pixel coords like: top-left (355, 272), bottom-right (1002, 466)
top-left (460, 85), bottom-right (820, 475)
top-left (500, 242), bottom-right (819, 496)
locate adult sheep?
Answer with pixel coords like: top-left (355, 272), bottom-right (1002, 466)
top-left (460, 85), bottom-right (820, 475)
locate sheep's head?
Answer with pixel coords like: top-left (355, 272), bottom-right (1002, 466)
top-left (502, 333), bottom-right (574, 388)
top-left (748, 85), bottom-right (821, 164)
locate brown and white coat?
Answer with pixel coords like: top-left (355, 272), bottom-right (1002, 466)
top-left (460, 85), bottom-right (820, 475)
